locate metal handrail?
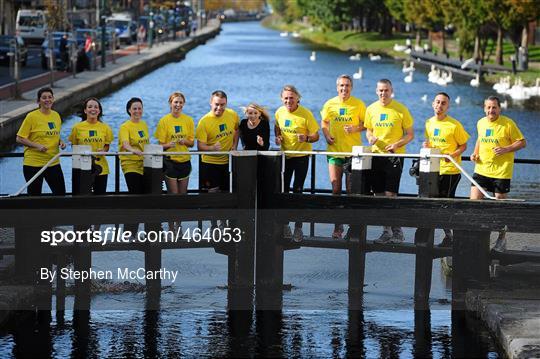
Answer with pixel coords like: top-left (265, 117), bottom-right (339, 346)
top-left (279, 150), bottom-right (522, 201)
top-left (1, 149), bottom-right (535, 200)
top-left (4, 150), bottom-right (234, 198)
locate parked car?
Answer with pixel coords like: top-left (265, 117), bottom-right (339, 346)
top-left (40, 33), bottom-right (76, 69)
top-left (0, 35), bottom-right (28, 66)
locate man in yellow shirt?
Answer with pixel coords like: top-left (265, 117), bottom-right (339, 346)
top-left (275, 85), bottom-right (320, 241)
top-left (321, 74), bottom-right (366, 239)
top-left (470, 96), bottom-right (526, 250)
top-left (364, 79), bottom-right (414, 243)
top-left (423, 92), bottom-right (469, 247)
top-left (195, 90), bottom-right (239, 192)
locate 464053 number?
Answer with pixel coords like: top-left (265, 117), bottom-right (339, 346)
top-left (184, 227), bottom-right (242, 243)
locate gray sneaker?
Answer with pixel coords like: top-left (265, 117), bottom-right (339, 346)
top-left (493, 231), bottom-right (507, 251)
top-left (374, 231), bottom-right (393, 244)
top-left (389, 231), bottom-right (404, 243)
top-left (283, 225), bottom-right (292, 239)
top-left (292, 227), bottom-right (304, 243)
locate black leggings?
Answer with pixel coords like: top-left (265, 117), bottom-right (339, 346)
top-left (123, 172), bottom-right (144, 234)
top-left (93, 175), bottom-right (108, 195)
top-left (284, 156), bottom-right (309, 194)
top-left (23, 164), bottom-right (66, 196)
top-left (124, 172), bottom-right (144, 194)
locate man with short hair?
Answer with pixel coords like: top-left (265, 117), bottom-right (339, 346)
top-left (470, 95), bottom-right (526, 250)
top-left (423, 92), bottom-right (469, 247)
top-left (364, 79), bottom-right (414, 243)
top-left (321, 74), bottom-right (366, 239)
top-left (196, 90), bottom-right (239, 194)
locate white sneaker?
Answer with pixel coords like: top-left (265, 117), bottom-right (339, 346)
top-left (292, 227), bottom-right (303, 242)
top-left (374, 231), bottom-right (392, 244)
top-left (283, 225), bottom-right (292, 239)
top-left (389, 231), bottom-right (404, 243)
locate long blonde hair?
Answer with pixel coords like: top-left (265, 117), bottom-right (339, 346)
top-left (244, 103), bottom-right (270, 122)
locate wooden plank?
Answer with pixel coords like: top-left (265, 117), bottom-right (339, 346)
top-left (414, 228), bottom-right (435, 310)
top-left (302, 236), bottom-right (452, 257)
top-left (267, 194), bottom-right (540, 233)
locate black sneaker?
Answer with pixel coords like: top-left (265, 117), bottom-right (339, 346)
top-left (437, 236), bottom-right (453, 248)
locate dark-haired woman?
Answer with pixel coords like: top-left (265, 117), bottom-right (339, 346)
top-left (68, 97), bottom-right (113, 195)
top-left (16, 87), bottom-right (66, 195)
top-left (119, 97), bottom-right (150, 194)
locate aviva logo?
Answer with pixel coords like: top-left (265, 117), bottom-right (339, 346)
top-left (89, 130), bottom-right (97, 137)
top-left (339, 108), bottom-right (347, 116)
top-left (434, 128), bottom-right (440, 136)
top-left (219, 124), bottom-right (227, 132)
top-left (174, 125), bottom-right (182, 133)
top-left (379, 114), bottom-right (388, 121)
top-left (138, 130), bottom-right (145, 138)
top-left (485, 129), bottom-right (493, 137)
top-left (284, 119), bottom-right (292, 127)
top-left (48, 122), bottom-right (56, 129)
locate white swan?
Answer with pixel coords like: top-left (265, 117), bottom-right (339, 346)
top-left (470, 73), bottom-right (480, 87)
top-left (414, 45), bottom-right (423, 52)
top-left (349, 53), bottom-right (361, 61)
top-left (369, 53), bottom-right (381, 61)
top-left (421, 94), bottom-right (428, 102)
top-left (393, 43), bottom-right (407, 52)
top-left (404, 72), bottom-right (413, 83)
top-left (291, 32), bottom-right (300, 38)
top-left (402, 61), bottom-right (415, 73)
top-left (455, 96), bottom-right (461, 105)
top-left (353, 67), bottom-right (363, 80)
top-left (309, 51), bottom-right (316, 62)
top-left (500, 99), bottom-right (508, 109)
top-left (280, 32), bottom-right (289, 37)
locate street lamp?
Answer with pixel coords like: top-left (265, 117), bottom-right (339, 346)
top-left (148, 12), bottom-right (154, 48)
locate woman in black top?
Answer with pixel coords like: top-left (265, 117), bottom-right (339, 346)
top-left (239, 103), bottom-right (270, 150)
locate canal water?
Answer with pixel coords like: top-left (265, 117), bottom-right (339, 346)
top-left (1, 20), bottom-right (539, 356)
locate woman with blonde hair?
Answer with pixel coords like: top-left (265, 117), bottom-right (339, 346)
top-left (154, 91), bottom-right (195, 231)
top-left (239, 102), bottom-right (270, 150)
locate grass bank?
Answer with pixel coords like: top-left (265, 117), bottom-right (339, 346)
top-left (262, 16), bottom-right (540, 86)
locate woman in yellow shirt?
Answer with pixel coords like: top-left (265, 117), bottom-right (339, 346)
top-left (154, 91), bottom-right (195, 195)
top-left (16, 87), bottom-right (66, 196)
top-left (68, 97), bottom-right (113, 195)
top-left (118, 97), bottom-right (150, 194)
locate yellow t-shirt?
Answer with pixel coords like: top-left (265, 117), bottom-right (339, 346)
top-left (364, 100), bottom-right (414, 154)
top-left (424, 115), bottom-right (470, 175)
top-left (68, 121), bottom-right (114, 175)
top-left (154, 113), bottom-right (195, 163)
top-left (320, 96), bottom-right (366, 156)
top-left (275, 105), bottom-right (320, 158)
top-left (118, 119), bottom-right (150, 175)
top-left (16, 109), bottom-right (62, 166)
top-left (195, 108), bottom-right (239, 165)
top-left (474, 115), bottom-right (524, 179)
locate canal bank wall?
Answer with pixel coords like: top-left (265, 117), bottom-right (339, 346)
top-left (0, 20), bottom-right (221, 146)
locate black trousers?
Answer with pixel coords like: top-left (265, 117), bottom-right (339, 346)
top-left (23, 164), bottom-right (66, 196)
top-left (284, 156), bottom-right (309, 193)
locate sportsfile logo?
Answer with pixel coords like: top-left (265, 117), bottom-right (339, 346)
top-left (174, 125), bottom-right (182, 133)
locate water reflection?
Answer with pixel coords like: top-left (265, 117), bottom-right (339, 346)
top-left (0, 308), bottom-right (499, 357)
